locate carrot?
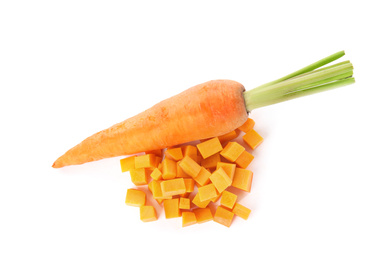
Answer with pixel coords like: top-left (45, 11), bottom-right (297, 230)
top-left (53, 51), bottom-right (354, 168)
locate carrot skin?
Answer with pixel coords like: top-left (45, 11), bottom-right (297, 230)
top-left (53, 80), bottom-right (247, 168)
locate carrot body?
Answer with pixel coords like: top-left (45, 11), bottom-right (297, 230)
top-left (53, 80), bottom-right (247, 168)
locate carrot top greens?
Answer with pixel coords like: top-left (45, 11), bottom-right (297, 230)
top-left (243, 51), bottom-right (355, 111)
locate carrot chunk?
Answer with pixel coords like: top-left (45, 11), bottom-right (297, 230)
top-left (120, 155), bottom-right (136, 172)
top-left (140, 205), bottom-right (158, 222)
top-left (201, 153), bottom-right (221, 170)
top-left (232, 168), bottom-right (253, 192)
top-left (193, 207), bottom-right (213, 223)
top-left (238, 118), bottom-right (255, 133)
top-left (135, 154), bottom-right (156, 169)
top-left (218, 129), bottom-right (239, 143)
top-left (193, 167), bottom-right (211, 187)
top-left (129, 168), bottom-right (148, 186)
top-left (162, 158), bottom-right (177, 180)
top-left (161, 178), bottom-right (186, 197)
top-left (183, 178), bottom-right (195, 193)
top-left (232, 203), bottom-right (251, 220)
top-left (220, 142), bottom-right (245, 162)
top-left (178, 155), bottom-right (201, 178)
top-left (243, 129), bottom-right (263, 150)
top-left (150, 180), bottom-right (172, 200)
top-left (182, 212), bottom-right (197, 227)
top-left (192, 193), bottom-right (211, 208)
top-left (181, 145), bottom-right (198, 161)
top-left (209, 167), bottom-right (232, 193)
top-left (165, 147), bottom-right (184, 161)
top-left (234, 150), bottom-right (254, 169)
top-left (150, 168), bottom-right (163, 181)
top-left (179, 197), bottom-right (191, 210)
top-left (214, 206), bottom-right (234, 227)
top-left (197, 137), bottom-right (223, 159)
top-left (197, 183), bottom-right (218, 202)
top-left (216, 162), bottom-right (236, 180)
top-left (163, 198), bottom-right (181, 219)
top-left (220, 190), bottom-right (237, 210)
top-left (125, 189), bottom-right (146, 207)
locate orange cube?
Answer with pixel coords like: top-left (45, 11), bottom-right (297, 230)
top-left (140, 205), bottom-right (158, 222)
top-left (120, 155), bottom-right (136, 172)
top-left (129, 168), bottom-right (148, 185)
top-left (216, 162), bottom-right (236, 180)
top-left (165, 147), bottom-right (184, 161)
top-left (193, 207), bottom-right (213, 224)
top-left (220, 142), bottom-right (245, 162)
top-left (193, 167), bottom-right (211, 187)
top-left (162, 158), bottom-right (177, 179)
top-left (243, 129), bottom-right (263, 150)
top-left (238, 118), bottom-right (255, 133)
top-left (201, 153), bottom-right (221, 169)
top-left (235, 150), bottom-right (254, 169)
top-left (179, 197), bottom-right (191, 210)
top-left (150, 168), bottom-right (163, 181)
top-left (150, 180), bottom-right (172, 200)
top-left (232, 168), bottom-right (253, 192)
top-left (183, 178), bottom-right (195, 193)
top-left (135, 154), bottom-right (156, 169)
top-left (182, 212), bottom-right (197, 227)
top-left (218, 129), bottom-right (239, 143)
top-left (161, 178), bottom-right (186, 197)
top-left (125, 189), bottom-right (146, 207)
top-left (178, 155), bottom-right (201, 178)
top-left (232, 203), bottom-right (251, 220)
top-left (198, 183), bottom-right (218, 202)
top-left (214, 206), bottom-right (234, 227)
top-left (220, 190), bottom-right (237, 209)
top-left (197, 137), bottom-right (223, 159)
top-left (181, 145), bottom-right (198, 161)
top-left (209, 167), bottom-right (232, 193)
top-left (163, 198), bottom-right (181, 219)
top-left (192, 193), bottom-right (211, 208)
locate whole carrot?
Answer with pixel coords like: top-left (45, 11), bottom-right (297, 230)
top-left (53, 51), bottom-right (354, 168)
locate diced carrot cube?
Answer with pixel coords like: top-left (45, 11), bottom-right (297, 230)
top-left (178, 156), bottom-right (201, 178)
top-left (192, 193), bottom-right (211, 208)
top-left (218, 129), bottom-right (239, 143)
top-left (197, 137), bottom-right (223, 159)
top-left (209, 167), bottom-right (232, 193)
top-left (140, 205), bottom-right (158, 222)
top-left (130, 168), bottom-right (148, 185)
top-left (232, 203), bottom-right (251, 220)
top-left (125, 189), bottom-right (146, 207)
top-left (201, 153), bottom-right (221, 170)
top-left (161, 178), bottom-right (186, 197)
top-left (165, 147), bottom-right (184, 161)
top-left (220, 142), bottom-right (245, 162)
top-left (198, 183), bottom-right (218, 202)
top-left (120, 156), bottom-right (136, 172)
top-left (243, 129), bottom-right (263, 150)
top-left (193, 207), bottom-right (213, 224)
top-left (150, 180), bottom-right (172, 200)
top-left (238, 118), bottom-right (255, 133)
top-left (150, 168), bottom-right (163, 181)
top-left (235, 150), bottom-right (254, 169)
top-left (179, 197), bottom-right (190, 210)
top-left (146, 149), bottom-right (163, 157)
top-left (176, 161), bottom-right (190, 178)
top-left (183, 178), bottom-right (195, 193)
top-left (182, 212), bottom-right (197, 227)
top-left (214, 206), bottom-right (234, 227)
top-left (162, 158), bottom-right (177, 179)
top-left (193, 167), bottom-right (211, 187)
top-left (220, 190), bottom-right (237, 209)
top-left (232, 168), bottom-right (253, 192)
top-left (216, 162), bottom-right (236, 180)
top-left (181, 145), bottom-right (198, 161)
top-left (135, 154), bottom-right (157, 169)
top-left (163, 198), bottom-right (181, 219)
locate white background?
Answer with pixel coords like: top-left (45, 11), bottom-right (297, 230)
top-left (1, 1), bottom-right (389, 259)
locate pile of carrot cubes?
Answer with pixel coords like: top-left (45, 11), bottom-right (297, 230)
top-left (120, 118), bottom-right (263, 227)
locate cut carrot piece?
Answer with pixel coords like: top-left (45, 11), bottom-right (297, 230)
top-left (197, 137), bottom-right (223, 159)
top-left (163, 198), bottom-right (181, 219)
top-left (176, 161), bottom-right (190, 178)
top-left (243, 129), bottom-right (263, 150)
top-left (150, 168), bottom-right (163, 181)
top-left (201, 153), bottom-right (221, 170)
top-left (198, 183), bottom-right (218, 202)
top-left (178, 155), bottom-right (201, 178)
top-left (220, 142), bottom-right (245, 162)
top-left (216, 162), bottom-right (236, 180)
top-left (235, 150), bottom-right (254, 169)
top-left (181, 145), bottom-right (198, 161)
top-left (214, 206), bottom-right (234, 227)
top-left (192, 193), bottom-right (211, 208)
top-left (232, 168), bottom-right (253, 192)
top-left (220, 190), bottom-right (237, 209)
top-left (179, 197), bottom-right (190, 210)
top-left (182, 212), bottom-right (197, 227)
top-left (161, 178), bottom-right (186, 197)
top-left (209, 167), bottom-right (232, 193)
top-left (183, 178), bottom-right (195, 193)
top-left (129, 168), bottom-right (148, 185)
top-left (218, 129), bottom-right (239, 143)
top-left (125, 189), bottom-right (146, 207)
top-left (162, 158), bottom-right (177, 180)
top-left (150, 180), bottom-right (172, 200)
top-left (238, 118), bottom-right (255, 133)
top-left (165, 147), bottom-right (184, 161)
top-left (120, 155), bottom-right (136, 172)
top-left (232, 203), bottom-right (251, 220)
top-left (193, 207), bottom-right (213, 224)
top-left (193, 167), bottom-right (211, 187)
top-left (140, 205), bottom-right (158, 222)
top-left (135, 154), bottom-right (156, 169)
